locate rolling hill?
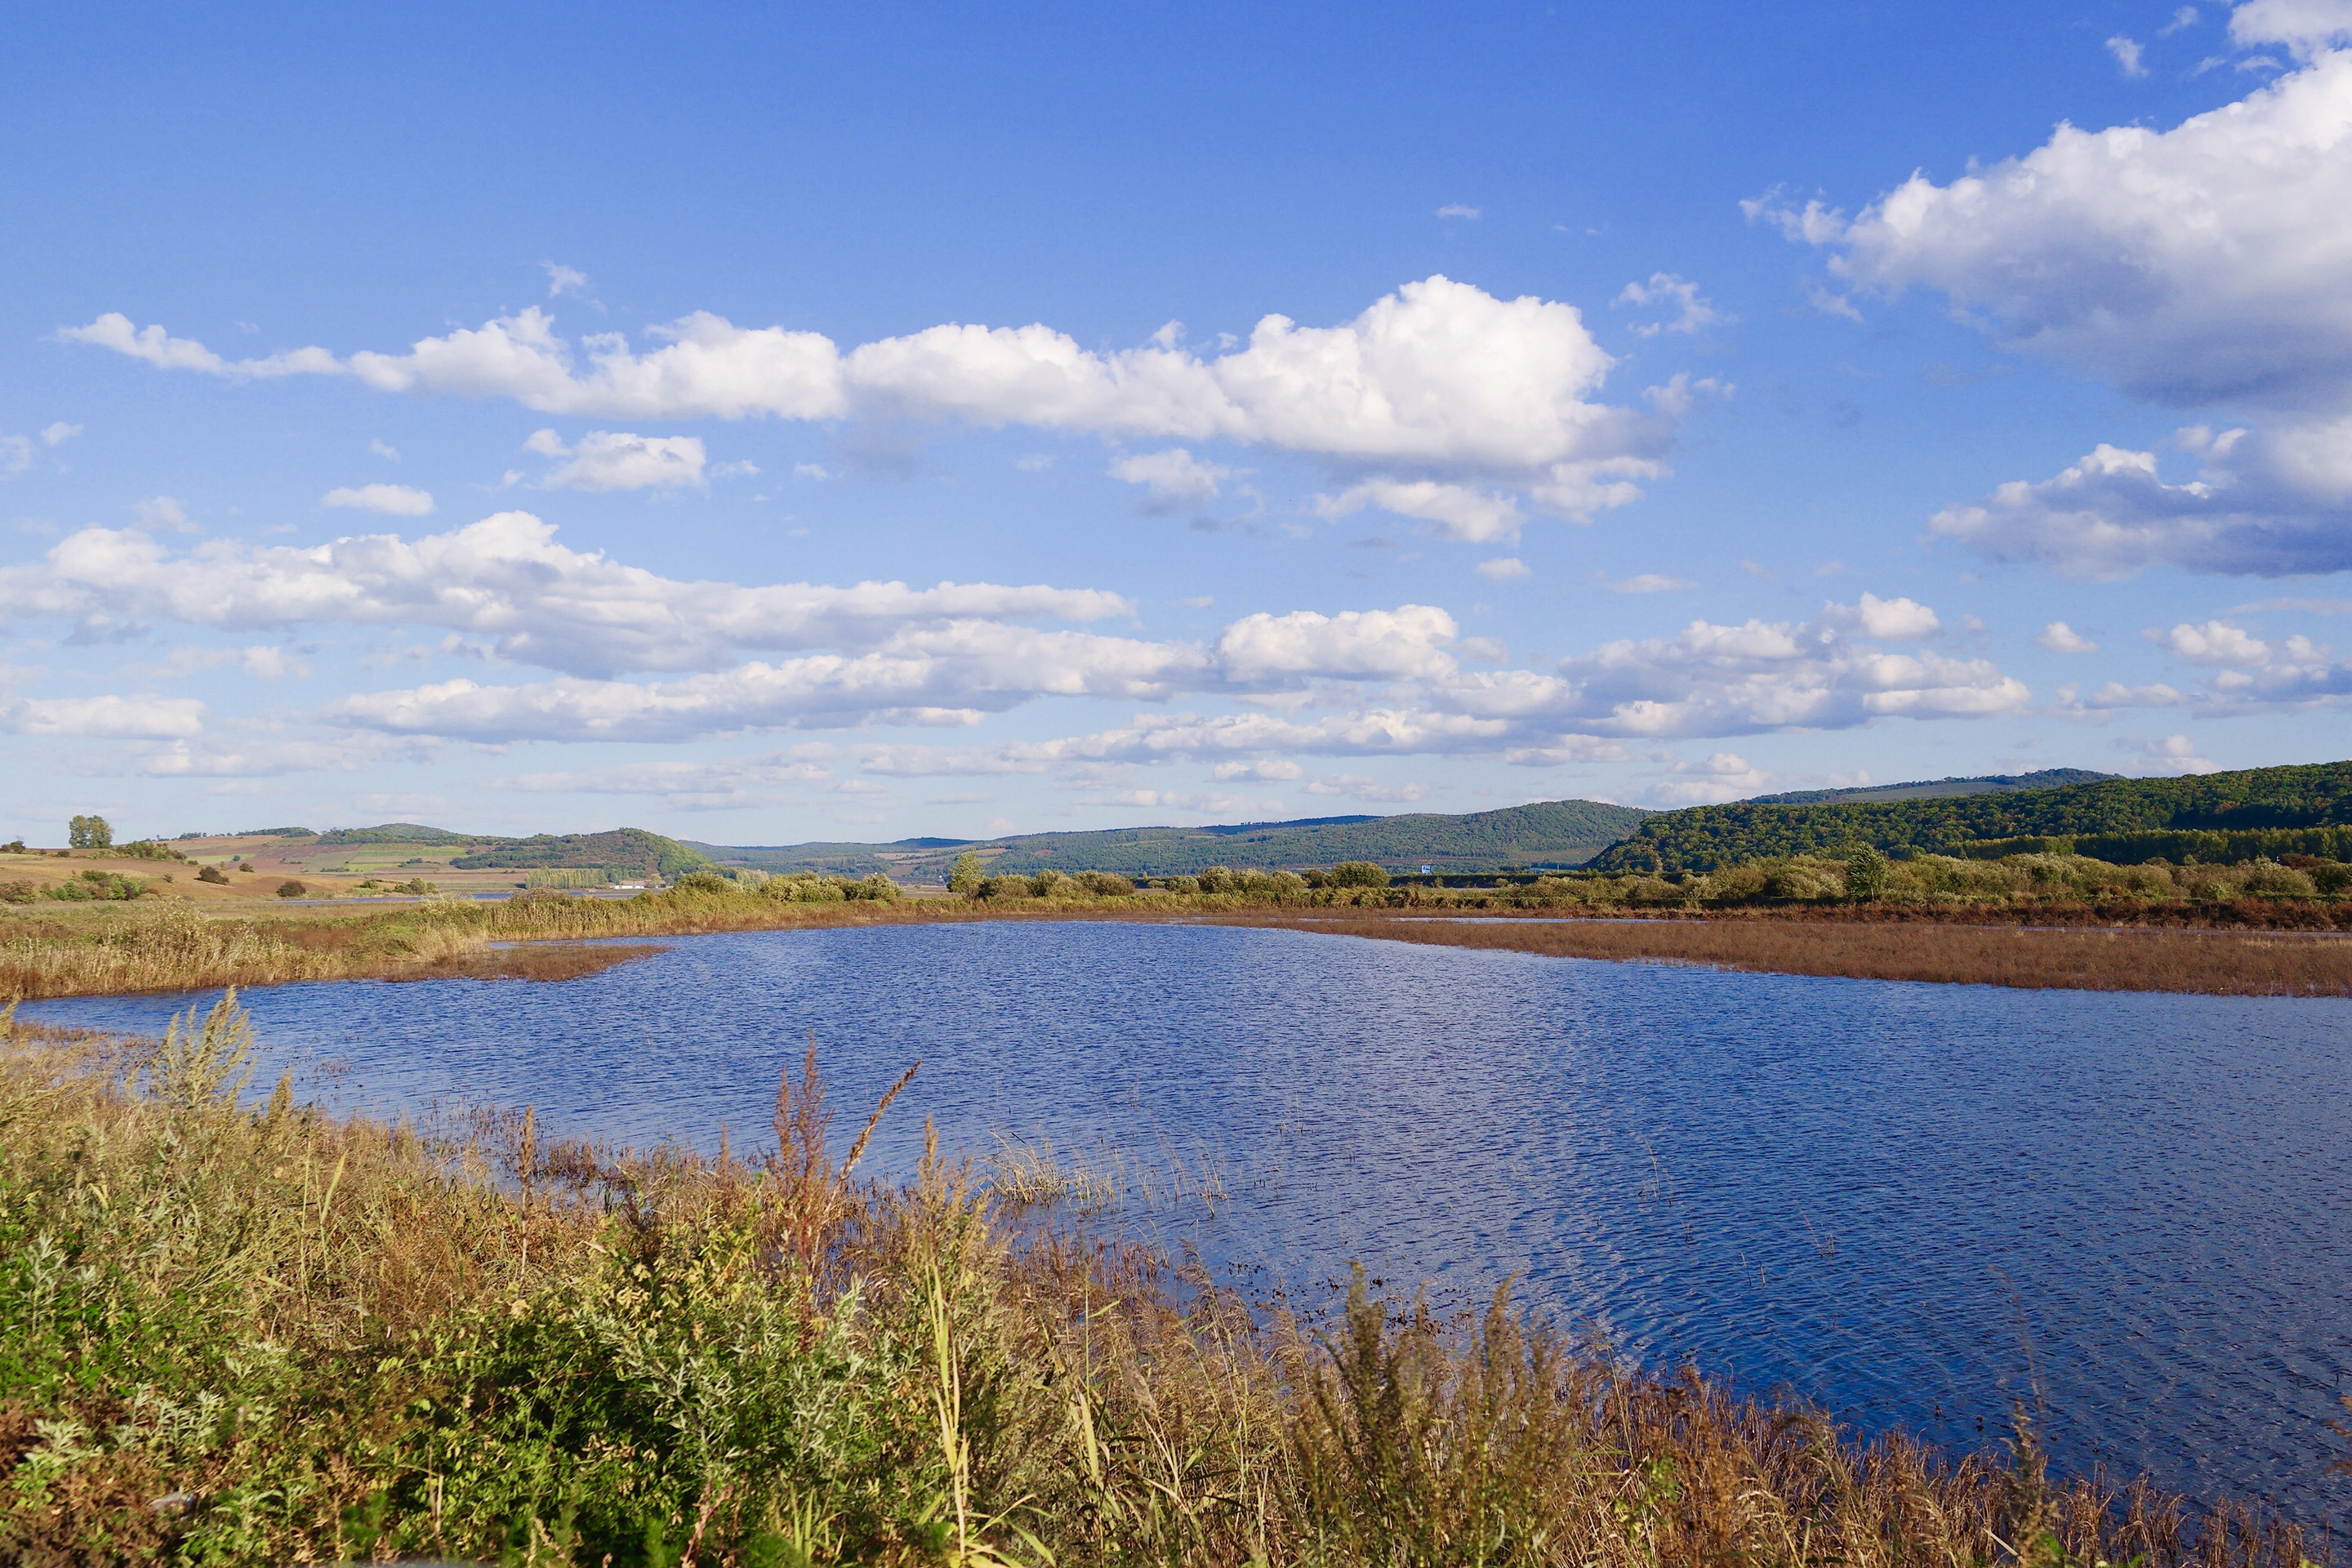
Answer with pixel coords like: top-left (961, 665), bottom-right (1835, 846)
top-left (1588, 760), bottom-right (2352, 874)
top-left (695, 798), bottom-right (1654, 880)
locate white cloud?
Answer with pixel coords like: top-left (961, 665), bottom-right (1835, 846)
top-left (0, 511), bottom-right (1134, 679)
top-left (0, 693), bottom-right (205, 738)
top-left (2230, 0), bottom-right (2352, 56)
top-left (1603, 572), bottom-right (1695, 594)
top-left (39, 422), bottom-right (80, 447)
top-left (543, 261), bottom-right (590, 298)
top-left (1477, 557), bottom-right (1530, 581)
top-left (1927, 425), bottom-right (2352, 577)
top-left (133, 496), bottom-right (191, 532)
top-left (2037, 621), bottom-right (2100, 653)
top-left (323, 483), bottom-right (436, 515)
top-left (1428, 596), bottom-right (2025, 739)
top-left (1304, 773), bottom-right (1433, 803)
top-left (1320, 479), bottom-right (1527, 542)
top-left (370, 438), bottom-right (400, 460)
top-left (492, 747), bottom-right (837, 808)
top-left (1109, 448), bottom-right (1229, 511)
top-left (2148, 618), bottom-right (2273, 663)
top-left (1611, 273), bottom-right (1727, 336)
top-left (64, 275), bottom-right (1665, 482)
top-left (2136, 733), bottom-right (2224, 773)
top-left (1215, 605), bottom-right (1462, 684)
top-left (2164, 7), bottom-right (2202, 37)
top-left (1437, 203), bottom-right (1481, 220)
top-left (1648, 751), bottom-right (1772, 805)
top-left (526, 429), bottom-right (709, 491)
top-left (1793, 50), bottom-right (2352, 412)
top-left (2108, 34), bottom-right (2149, 74)
top-left (133, 734), bottom-right (423, 777)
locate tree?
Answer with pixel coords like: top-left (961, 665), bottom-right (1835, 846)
top-left (1328, 860), bottom-right (1391, 889)
top-left (1844, 843), bottom-right (1890, 902)
top-left (947, 850), bottom-right (987, 896)
top-left (68, 814), bottom-right (114, 849)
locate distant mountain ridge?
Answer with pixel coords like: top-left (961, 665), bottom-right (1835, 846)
top-left (693, 799), bottom-right (1653, 879)
top-left (1591, 760), bottom-right (2352, 874)
top-left (1744, 768), bottom-right (2115, 806)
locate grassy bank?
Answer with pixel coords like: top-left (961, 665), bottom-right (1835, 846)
top-left (1226, 912), bottom-right (2352, 997)
top-left (0, 1000), bottom-right (2313, 1566)
top-left (14, 880), bottom-right (2352, 1003)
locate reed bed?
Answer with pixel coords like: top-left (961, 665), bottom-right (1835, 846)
top-left (0, 1000), bottom-right (2321, 1566)
top-left (1231, 911), bottom-right (2352, 996)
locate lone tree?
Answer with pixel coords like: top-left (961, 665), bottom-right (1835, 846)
top-left (1844, 843), bottom-right (1891, 902)
top-left (68, 814), bottom-right (113, 850)
top-left (947, 849), bottom-right (987, 896)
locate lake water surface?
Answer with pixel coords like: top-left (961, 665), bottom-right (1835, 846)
top-left (23, 921), bottom-right (2352, 1524)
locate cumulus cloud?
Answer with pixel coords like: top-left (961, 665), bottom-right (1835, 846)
top-left (0, 693), bottom-right (205, 738)
top-left (2038, 621), bottom-right (2100, 653)
top-left (1109, 448), bottom-right (1229, 511)
top-left (2108, 34), bottom-right (2149, 74)
top-left (1318, 479), bottom-right (1528, 542)
top-left (2148, 618), bottom-right (2273, 663)
top-left (2136, 733), bottom-right (2224, 773)
top-left (1611, 274), bottom-right (1727, 336)
top-left (1427, 595), bottom-right (2025, 739)
top-left (1303, 773), bottom-right (1434, 803)
top-left (0, 511), bottom-right (1134, 679)
top-left (1927, 425), bottom-right (2352, 577)
top-left (63, 278), bottom-right (1673, 522)
top-left (542, 261), bottom-right (590, 298)
top-left (1215, 605), bottom-right (1462, 684)
top-left (323, 483), bottom-right (436, 515)
top-left (40, 422), bottom-right (80, 447)
top-left (2231, 0), bottom-right (2352, 56)
top-left (1648, 751), bottom-right (1773, 805)
top-left (524, 429), bottom-right (709, 491)
top-left (1477, 557), bottom-right (1530, 581)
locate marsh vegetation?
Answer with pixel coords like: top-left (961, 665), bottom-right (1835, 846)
top-left (0, 1000), bottom-right (2318, 1566)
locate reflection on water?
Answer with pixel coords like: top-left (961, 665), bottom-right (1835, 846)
top-left (24, 921), bottom-right (2352, 1523)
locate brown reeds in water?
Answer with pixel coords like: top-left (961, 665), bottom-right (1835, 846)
top-left (1232, 911), bottom-right (2352, 996)
top-left (0, 1000), bottom-right (2328, 1565)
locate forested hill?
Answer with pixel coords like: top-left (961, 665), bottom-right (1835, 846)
top-left (1744, 768), bottom-right (2114, 805)
top-left (702, 798), bottom-right (1653, 879)
top-left (450, 828), bottom-right (711, 879)
top-left (1588, 760), bottom-right (2352, 874)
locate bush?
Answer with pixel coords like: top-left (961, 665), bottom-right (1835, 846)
top-left (1, 839), bottom-right (24, 853)
top-left (1156, 875), bottom-right (1200, 895)
top-left (274, 880), bottom-right (307, 898)
top-left (1076, 871), bottom-right (1134, 896)
top-left (1328, 860), bottom-right (1390, 889)
top-left (846, 872), bottom-right (901, 901)
top-left (196, 865), bottom-right (230, 885)
top-left (1027, 869), bottom-right (1072, 898)
top-left (670, 870), bottom-right (736, 894)
top-left (116, 840), bottom-right (182, 861)
top-left (2241, 858), bottom-right (2317, 898)
top-left (1844, 844), bottom-right (1890, 902)
top-left (947, 849), bottom-right (987, 896)
top-left (1195, 865), bottom-right (1236, 893)
top-left (2314, 862), bottom-right (2352, 895)
top-left (67, 813), bottom-right (113, 849)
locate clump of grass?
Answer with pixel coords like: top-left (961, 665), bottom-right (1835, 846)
top-left (985, 1134), bottom-right (1123, 1210)
top-left (0, 999), bottom-right (2322, 1566)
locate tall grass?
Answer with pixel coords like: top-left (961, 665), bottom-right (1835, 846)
top-left (0, 1000), bottom-right (2319, 1566)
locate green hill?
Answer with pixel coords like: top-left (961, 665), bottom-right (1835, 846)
top-left (313, 822), bottom-right (475, 846)
top-left (1745, 768), bottom-right (2114, 805)
top-left (451, 828), bottom-right (711, 879)
top-left (1589, 760), bottom-right (2352, 874)
top-left (702, 799), bottom-right (1652, 880)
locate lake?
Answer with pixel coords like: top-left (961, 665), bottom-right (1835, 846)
top-left (21, 920), bottom-right (2352, 1525)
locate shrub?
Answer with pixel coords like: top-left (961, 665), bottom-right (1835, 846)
top-left (274, 880), bottom-right (307, 898)
top-left (1328, 860), bottom-right (1390, 889)
top-left (1076, 870), bottom-right (1134, 896)
top-left (1195, 865), bottom-right (1236, 893)
top-left (1, 839), bottom-right (24, 853)
top-left (846, 872), bottom-right (901, 901)
top-left (1156, 875), bottom-right (1200, 895)
top-left (67, 813), bottom-right (113, 849)
top-left (196, 865), bottom-right (230, 885)
top-left (947, 849), bottom-right (987, 896)
top-left (1027, 869), bottom-right (1072, 898)
top-left (729, 866), bottom-right (772, 889)
top-left (670, 870), bottom-right (735, 894)
top-left (116, 839), bottom-right (181, 861)
top-left (2241, 858), bottom-right (2317, 898)
top-left (2314, 862), bottom-right (2352, 895)
top-left (0, 879), bottom-right (35, 902)
top-left (1763, 861), bottom-right (1842, 901)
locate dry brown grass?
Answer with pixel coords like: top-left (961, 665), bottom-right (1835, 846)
top-left (1224, 911), bottom-right (2352, 996)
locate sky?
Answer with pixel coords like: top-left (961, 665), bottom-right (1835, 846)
top-left (7, 0), bottom-right (2352, 845)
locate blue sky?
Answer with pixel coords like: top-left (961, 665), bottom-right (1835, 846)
top-left (7, 0), bottom-right (2352, 843)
